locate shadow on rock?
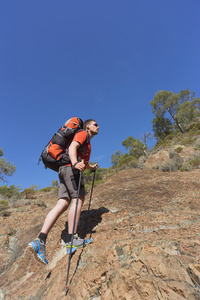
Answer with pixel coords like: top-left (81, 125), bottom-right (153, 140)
top-left (61, 206), bottom-right (109, 242)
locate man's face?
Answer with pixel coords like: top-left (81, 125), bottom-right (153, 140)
top-left (87, 121), bottom-right (99, 135)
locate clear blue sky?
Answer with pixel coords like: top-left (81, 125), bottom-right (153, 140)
top-left (0, 0), bottom-right (200, 190)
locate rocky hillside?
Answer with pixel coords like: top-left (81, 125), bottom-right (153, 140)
top-left (1, 168), bottom-right (200, 299)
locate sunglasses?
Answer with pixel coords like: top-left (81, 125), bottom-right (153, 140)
top-left (92, 123), bottom-right (99, 127)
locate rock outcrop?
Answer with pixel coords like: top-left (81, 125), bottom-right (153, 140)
top-left (1, 169), bottom-right (200, 299)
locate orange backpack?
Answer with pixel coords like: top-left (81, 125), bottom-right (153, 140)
top-left (39, 117), bottom-right (83, 172)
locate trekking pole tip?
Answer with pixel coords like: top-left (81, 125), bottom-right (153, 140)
top-left (65, 285), bottom-right (69, 294)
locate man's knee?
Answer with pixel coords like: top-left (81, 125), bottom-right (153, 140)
top-left (57, 198), bottom-right (70, 211)
top-left (71, 195), bottom-right (85, 205)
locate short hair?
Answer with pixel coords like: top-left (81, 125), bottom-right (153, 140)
top-left (83, 119), bottom-right (95, 130)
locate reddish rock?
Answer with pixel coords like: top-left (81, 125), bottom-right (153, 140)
top-left (0, 169), bottom-right (200, 299)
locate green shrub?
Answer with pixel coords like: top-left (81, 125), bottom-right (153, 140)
top-left (180, 138), bottom-right (194, 146)
top-left (161, 152), bottom-right (183, 172)
top-left (194, 142), bottom-right (200, 151)
top-left (0, 200), bottom-right (9, 206)
top-left (155, 139), bottom-right (171, 148)
top-left (188, 122), bottom-right (200, 133)
top-left (174, 147), bottom-right (183, 153)
top-left (39, 187), bottom-right (52, 193)
top-left (25, 200), bottom-right (31, 205)
top-left (116, 156), bottom-right (138, 169)
top-left (1, 210), bottom-right (11, 217)
top-left (36, 199), bottom-right (47, 208)
top-left (0, 200), bottom-right (9, 211)
top-left (21, 188), bottom-right (36, 199)
top-left (0, 184), bottom-right (21, 199)
top-left (179, 163), bottom-right (192, 172)
top-left (188, 156), bottom-right (200, 168)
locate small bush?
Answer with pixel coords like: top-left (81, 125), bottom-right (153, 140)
top-left (161, 152), bottom-right (183, 172)
top-left (180, 138), bottom-right (194, 146)
top-left (0, 200), bottom-right (9, 206)
top-left (194, 142), bottom-right (200, 151)
top-left (0, 184), bottom-right (21, 199)
top-left (174, 147), bottom-right (183, 153)
top-left (25, 200), bottom-right (31, 205)
top-left (1, 210), bottom-right (11, 217)
top-left (21, 188), bottom-right (36, 199)
top-left (179, 163), bottom-right (192, 172)
top-left (116, 156), bottom-right (138, 170)
top-left (39, 187), bottom-right (52, 193)
top-left (0, 200), bottom-right (9, 211)
top-left (188, 156), bottom-right (200, 168)
top-left (188, 122), bottom-right (200, 133)
top-left (36, 199), bottom-right (47, 208)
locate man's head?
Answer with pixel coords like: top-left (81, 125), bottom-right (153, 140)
top-left (83, 119), bottom-right (99, 138)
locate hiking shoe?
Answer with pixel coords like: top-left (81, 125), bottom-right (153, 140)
top-left (28, 238), bottom-right (48, 264)
top-left (65, 234), bottom-right (85, 248)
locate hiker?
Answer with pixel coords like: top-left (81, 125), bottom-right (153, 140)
top-left (29, 119), bottom-right (99, 264)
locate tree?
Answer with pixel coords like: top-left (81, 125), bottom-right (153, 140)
top-left (150, 89), bottom-right (200, 136)
top-left (21, 187), bottom-right (36, 199)
top-left (51, 180), bottom-right (59, 188)
top-left (140, 132), bottom-right (152, 155)
top-left (111, 150), bottom-right (123, 166)
top-left (150, 90), bottom-right (185, 133)
top-left (152, 114), bottom-right (173, 141)
top-left (122, 136), bottom-right (145, 159)
top-left (176, 99), bottom-right (200, 126)
top-left (0, 184), bottom-right (21, 199)
top-left (0, 148), bottom-right (16, 182)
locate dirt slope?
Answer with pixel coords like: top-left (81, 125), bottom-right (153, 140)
top-left (1, 169), bottom-right (200, 299)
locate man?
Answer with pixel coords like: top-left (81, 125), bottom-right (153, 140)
top-left (29, 119), bottom-right (99, 264)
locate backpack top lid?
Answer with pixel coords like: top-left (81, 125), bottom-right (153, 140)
top-left (64, 117), bottom-right (83, 130)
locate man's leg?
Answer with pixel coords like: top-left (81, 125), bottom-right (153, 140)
top-left (29, 198), bottom-right (70, 264)
top-left (40, 198), bottom-right (70, 235)
top-left (67, 195), bottom-right (85, 234)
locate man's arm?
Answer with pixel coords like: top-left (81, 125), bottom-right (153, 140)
top-left (68, 141), bottom-right (85, 172)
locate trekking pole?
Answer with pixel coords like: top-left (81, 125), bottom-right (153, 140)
top-left (65, 160), bottom-right (84, 294)
top-left (84, 167), bottom-right (96, 239)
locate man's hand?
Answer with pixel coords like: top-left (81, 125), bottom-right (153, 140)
top-left (92, 162), bottom-right (98, 171)
top-left (74, 161), bottom-right (85, 172)
top-left (86, 162), bottom-right (98, 171)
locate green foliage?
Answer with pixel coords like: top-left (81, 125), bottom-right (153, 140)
top-left (193, 142), bottom-right (200, 151)
top-left (111, 151), bottom-right (123, 166)
top-left (0, 184), bottom-right (21, 199)
top-left (188, 155), bottom-right (200, 168)
top-left (51, 180), bottom-right (59, 188)
top-left (0, 148), bottom-right (16, 182)
top-left (83, 162), bottom-right (108, 192)
top-left (152, 115), bottom-right (173, 141)
top-left (0, 200), bottom-right (9, 211)
top-left (174, 147), bottom-right (183, 153)
top-left (122, 136), bottom-right (146, 159)
top-left (21, 188), bottom-right (36, 199)
top-left (176, 99), bottom-right (200, 127)
top-left (150, 89), bottom-right (200, 140)
top-left (116, 156), bottom-right (138, 169)
top-left (36, 199), bottom-right (47, 208)
top-left (1, 210), bottom-right (11, 217)
top-left (84, 163), bottom-right (107, 185)
top-left (39, 187), bottom-right (52, 192)
top-left (160, 152), bottom-right (183, 172)
top-left (0, 200), bottom-right (9, 206)
top-left (29, 185), bottom-right (39, 191)
top-left (180, 138), bottom-right (194, 146)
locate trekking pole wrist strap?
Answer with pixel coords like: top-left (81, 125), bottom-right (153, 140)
top-left (73, 161), bottom-right (79, 168)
